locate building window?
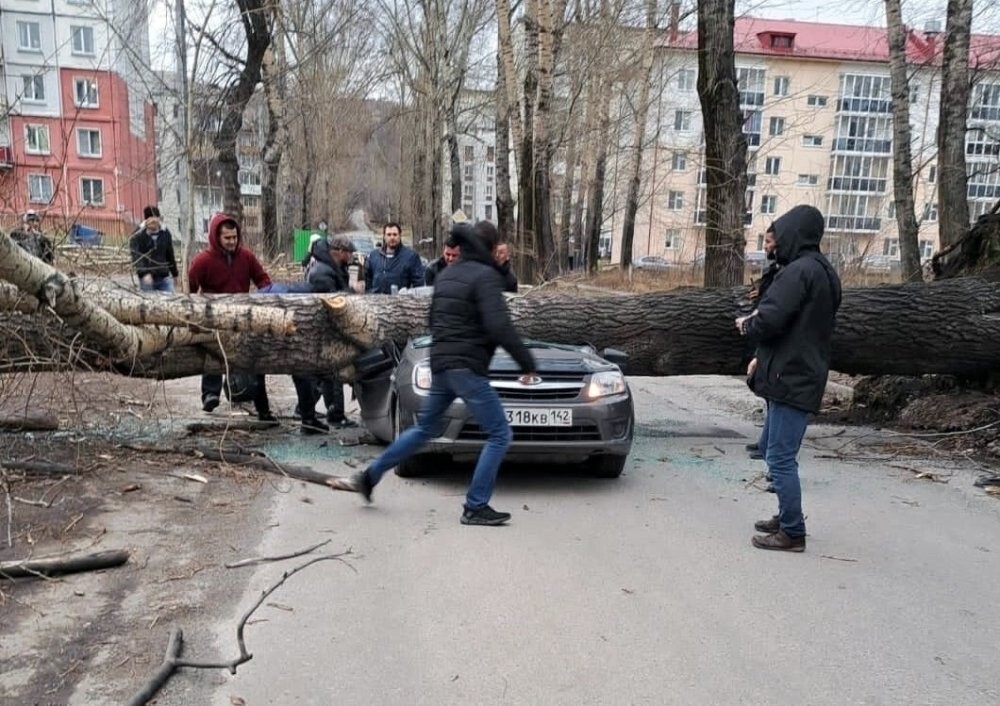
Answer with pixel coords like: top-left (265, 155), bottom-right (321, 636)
top-left (764, 157), bottom-right (781, 175)
top-left (486, 146), bottom-right (495, 162)
top-left (667, 191), bottom-right (684, 210)
top-left (761, 195), bottom-right (777, 214)
top-left (22, 75), bottom-right (45, 102)
top-left (25, 125), bottom-right (51, 154)
top-left (796, 174), bottom-right (819, 186)
top-left (802, 134), bottom-right (823, 147)
top-left (769, 117), bottom-right (785, 136)
top-left (464, 164), bottom-right (474, 180)
top-left (743, 109), bottom-right (762, 146)
top-left (883, 238), bottom-right (899, 258)
top-left (486, 165), bottom-right (494, 182)
top-left (920, 239), bottom-right (934, 259)
top-left (665, 229), bottom-right (682, 249)
top-left (887, 201), bottom-right (896, 219)
top-left (928, 165), bottom-right (937, 183)
top-left (463, 183), bottom-right (474, 198)
top-left (77, 128), bottom-right (102, 157)
top-left (806, 94), bottom-right (828, 107)
top-left (463, 145), bottom-right (474, 161)
top-left (673, 110), bottom-right (692, 131)
top-left (71, 26), bottom-right (95, 55)
top-left (909, 83), bottom-right (920, 104)
top-left (671, 151), bottom-right (687, 170)
top-left (923, 202), bottom-right (939, 222)
top-left (74, 78), bottom-right (99, 107)
top-left (773, 76), bottom-right (790, 96)
top-left (485, 183), bottom-right (493, 199)
top-left (462, 202), bottom-right (473, 216)
top-left (485, 204), bottom-right (493, 220)
top-left (771, 34), bottom-right (793, 49)
top-left (737, 67), bottom-right (766, 106)
top-left (17, 21), bottom-right (42, 51)
top-left (28, 174), bottom-right (54, 203)
top-left (80, 177), bottom-right (104, 206)
top-left (677, 68), bottom-right (696, 92)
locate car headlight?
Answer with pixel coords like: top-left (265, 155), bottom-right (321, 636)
top-left (585, 370), bottom-right (626, 399)
top-left (413, 362), bottom-right (433, 390)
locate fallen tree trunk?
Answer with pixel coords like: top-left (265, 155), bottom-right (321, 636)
top-left (3, 229), bottom-right (1000, 378)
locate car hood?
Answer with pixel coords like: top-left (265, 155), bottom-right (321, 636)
top-left (410, 338), bottom-right (619, 373)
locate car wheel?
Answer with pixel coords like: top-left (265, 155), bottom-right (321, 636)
top-left (591, 455), bottom-right (627, 478)
top-left (392, 397), bottom-right (442, 477)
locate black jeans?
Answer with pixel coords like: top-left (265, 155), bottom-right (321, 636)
top-left (202, 374), bottom-right (270, 416)
top-left (291, 375), bottom-right (345, 421)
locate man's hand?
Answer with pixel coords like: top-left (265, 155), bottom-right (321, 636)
top-left (747, 358), bottom-right (757, 377)
top-left (735, 316), bottom-right (750, 335)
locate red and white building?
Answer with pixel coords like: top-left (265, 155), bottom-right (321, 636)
top-left (0, 0), bottom-right (156, 238)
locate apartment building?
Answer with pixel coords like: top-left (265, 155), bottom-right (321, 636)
top-left (441, 89), bottom-right (498, 225)
top-left (0, 0), bottom-right (156, 238)
top-left (624, 17), bottom-right (1000, 268)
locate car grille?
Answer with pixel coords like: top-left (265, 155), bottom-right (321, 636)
top-left (490, 371), bottom-right (586, 401)
top-left (459, 421), bottom-right (603, 442)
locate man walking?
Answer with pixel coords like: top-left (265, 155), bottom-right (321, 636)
top-left (364, 222), bottom-right (424, 293)
top-left (189, 213), bottom-right (275, 422)
top-left (737, 204), bottom-right (841, 552)
top-left (423, 235), bottom-right (460, 286)
top-left (334, 221), bottom-right (536, 526)
top-left (130, 206), bottom-right (179, 292)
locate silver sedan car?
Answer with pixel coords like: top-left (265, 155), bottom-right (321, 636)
top-left (354, 337), bottom-right (635, 477)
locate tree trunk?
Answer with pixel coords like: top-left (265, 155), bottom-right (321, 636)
top-left (260, 2), bottom-right (287, 260)
top-left (585, 74), bottom-right (612, 274)
top-left (447, 114), bottom-right (462, 216)
top-left (937, 0), bottom-right (973, 249)
top-left (885, 0), bottom-right (923, 282)
top-left (696, 0), bottom-right (749, 287)
top-left (558, 127), bottom-right (580, 273)
top-left (531, 0), bottom-right (561, 278)
top-left (495, 55), bottom-right (516, 243)
top-left (620, 0), bottom-right (658, 271)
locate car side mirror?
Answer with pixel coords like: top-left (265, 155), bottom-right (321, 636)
top-left (354, 345), bottom-right (396, 379)
top-left (600, 347), bottom-right (628, 366)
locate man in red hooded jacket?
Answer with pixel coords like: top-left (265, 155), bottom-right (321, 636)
top-left (189, 213), bottom-right (275, 420)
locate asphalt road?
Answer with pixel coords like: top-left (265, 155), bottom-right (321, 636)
top-left (168, 375), bottom-right (998, 705)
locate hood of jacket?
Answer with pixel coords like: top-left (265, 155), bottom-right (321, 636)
top-left (207, 213), bottom-right (242, 255)
top-left (309, 238), bottom-right (338, 268)
top-left (770, 205), bottom-right (824, 266)
top-left (451, 223), bottom-right (495, 266)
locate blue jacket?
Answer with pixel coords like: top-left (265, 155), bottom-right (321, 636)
top-left (364, 244), bottom-right (424, 294)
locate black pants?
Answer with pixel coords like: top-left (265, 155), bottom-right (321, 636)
top-left (291, 375), bottom-right (345, 421)
top-left (202, 374), bottom-right (270, 416)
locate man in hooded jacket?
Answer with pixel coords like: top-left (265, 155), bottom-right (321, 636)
top-left (737, 204), bottom-right (841, 552)
top-left (333, 221), bottom-right (536, 526)
top-left (189, 213), bottom-right (274, 421)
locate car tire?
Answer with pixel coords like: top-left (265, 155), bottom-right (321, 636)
top-left (591, 455), bottom-right (627, 478)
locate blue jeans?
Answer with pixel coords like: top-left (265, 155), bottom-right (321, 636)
top-left (761, 401), bottom-right (809, 537)
top-left (757, 401), bottom-right (770, 453)
top-left (366, 368), bottom-right (512, 509)
top-left (140, 275), bottom-right (174, 292)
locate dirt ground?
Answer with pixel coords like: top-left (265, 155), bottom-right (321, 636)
top-left (0, 372), bottom-right (369, 704)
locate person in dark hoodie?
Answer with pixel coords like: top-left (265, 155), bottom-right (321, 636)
top-left (737, 204), bottom-right (841, 553)
top-left (189, 213), bottom-right (275, 422)
top-left (333, 220), bottom-right (537, 526)
top-left (363, 222), bottom-right (424, 293)
top-left (494, 241), bottom-right (518, 293)
top-left (130, 205), bottom-right (179, 292)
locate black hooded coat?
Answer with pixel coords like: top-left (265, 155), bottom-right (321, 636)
top-left (428, 225), bottom-right (535, 376)
top-left (745, 205), bottom-right (842, 413)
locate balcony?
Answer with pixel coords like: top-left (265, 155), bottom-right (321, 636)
top-left (0, 145), bottom-right (12, 168)
top-left (832, 137), bottom-right (892, 154)
top-left (970, 105), bottom-right (1000, 121)
top-left (740, 91), bottom-right (764, 107)
top-left (837, 97), bottom-right (892, 113)
top-left (826, 215), bottom-right (882, 232)
top-left (827, 176), bottom-right (887, 193)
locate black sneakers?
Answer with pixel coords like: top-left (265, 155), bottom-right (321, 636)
top-left (203, 394), bottom-right (220, 413)
top-left (301, 417), bottom-right (330, 435)
top-left (328, 416), bottom-right (359, 429)
top-left (257, 411), bottom-right (279, 425)
top-left (460, 505), bottom-right (511, 526)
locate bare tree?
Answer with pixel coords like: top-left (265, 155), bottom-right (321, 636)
top-left (937, 0), bottom-right (973, 249)
top-left (696, 0), bottom-right (748, 287)
top-left (884, 0), bottom-right (923, 281)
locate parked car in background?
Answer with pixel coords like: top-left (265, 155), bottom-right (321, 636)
top-left (633, 255), bottom-right (673, 271)
top-left (354, 337), bottom-right (635, 478)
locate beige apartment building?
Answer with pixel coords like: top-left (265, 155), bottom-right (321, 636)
top-left (623, 17), bottom-right (1000, 269)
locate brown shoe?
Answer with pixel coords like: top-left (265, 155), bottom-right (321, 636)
top-left (754, 515), bottom-right (780, 533)
top-left (752, 529), bottom-right (805, 552)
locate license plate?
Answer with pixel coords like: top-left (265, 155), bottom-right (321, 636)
top-left (505, 407), bottom-right (572, 426)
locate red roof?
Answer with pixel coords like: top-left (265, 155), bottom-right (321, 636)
top-left (669, 16), bottom-right (1000, 67)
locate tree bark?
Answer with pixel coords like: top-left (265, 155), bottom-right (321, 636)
top-left (584, 73), bottom-right (612, 274)
top-left (696, 0), bottom-right (749, 287)
top-left (495, 53), bottom-right (517, 243)
top-left (937, 0), bottom-right (973, 249)
top-left (885, 0), bottom-right (923, 282)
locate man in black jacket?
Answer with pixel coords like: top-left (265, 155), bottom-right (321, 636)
top-left (292, 234), bottom-right (360, 432)
top-left (494, 242), bottom-right (518, 293)
top-left (334, 221), bottom-right (536, 526)
top-left (423, 236), bottom-right (460, 286)
top-left (130, 206), bottom-right (179, 292)
top-left (738, 205), bottom-right (841, 553)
